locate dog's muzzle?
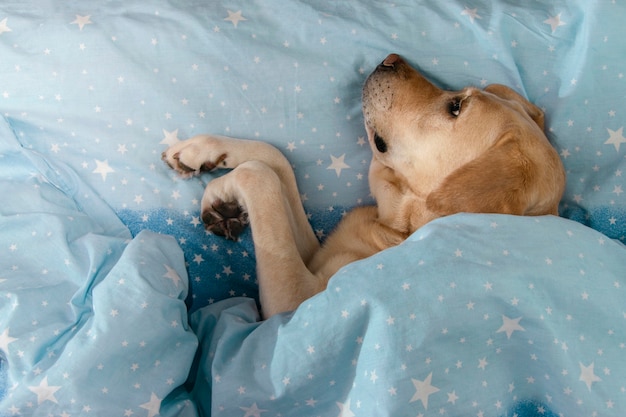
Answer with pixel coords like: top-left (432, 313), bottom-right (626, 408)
top-left (362, 54), bottom-right (402, 154)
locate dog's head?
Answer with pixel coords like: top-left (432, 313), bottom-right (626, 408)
top-left (362, 53), bottom-right (565, 230)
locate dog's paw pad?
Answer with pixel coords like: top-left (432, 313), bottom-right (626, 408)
top-left (162, 144), bottom-right (229, 177)
top-left (202, 200), bottom-right (249, 241)
top-left (161, 151), bottom-right (197, 177)
top-left (200, 153), bottom-right (228, 172)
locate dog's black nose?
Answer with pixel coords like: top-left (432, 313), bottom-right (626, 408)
top-left (378, 53), bottom-right (400, 70)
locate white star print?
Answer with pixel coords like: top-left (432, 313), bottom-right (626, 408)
top-left (327, 154), bottom-right (350, 177)
top-left (160, 128), bottom-right (180, 146)
top-left (0, 17), bottom-right (12, 34)
top-left (447, 390), bottom-right (459, 404)
top-left (28, 376), bottom-right (61, 404)
top-left (496, 315), bottom-right (525, 339)
top-left (604, 127), bottom-right (626, 152)
top-left (240, 402), bottom-right (267, 417)
top-left (224, 10), bottom-right (247, 28)
top-left (71, 15), bottom-right (92, 31)
top-left (579, 362), bottom-right (601, 390)
top-left (336, 399), bottom-right (355, 417)
top-left (0, 328), bottom-right (17, 353)
top-left (409, 372), bottom-right (440, 409)
top-left (544, 13), bottom-right (566, 33)
top-left (139, 392), bottom-right (162, 417)
top-left (461, 7), bottom-right (482, 23)
top-left (370, 369), bottom-right (378, 383)
top-left (163, 264), bottom-right (182, 286)
top-left (93, 159), bottom-right (115, 181)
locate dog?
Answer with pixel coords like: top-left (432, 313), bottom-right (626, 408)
top-left (162, 53), bottom-right (565, 318)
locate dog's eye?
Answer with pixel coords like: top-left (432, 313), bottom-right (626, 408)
top-left (449, 98), bottom-right (462, 117)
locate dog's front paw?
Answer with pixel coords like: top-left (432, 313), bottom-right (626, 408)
top-left (161, 135), bottom-right (230, 178)
top-left (202, 199), bottom-right (249, 241)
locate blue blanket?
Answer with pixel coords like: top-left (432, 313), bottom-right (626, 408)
top-left (1, 1), bottom-right (625, 416)
top-left (0, 122), bottom-right (198, 415)
top-left (190, 214), bottom-right (626, 417)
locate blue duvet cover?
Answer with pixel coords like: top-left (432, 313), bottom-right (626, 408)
top-left (1, 1), bottom-right (625, 416)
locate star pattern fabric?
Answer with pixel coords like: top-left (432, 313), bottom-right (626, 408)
top-left (0, 1), bottom-right (625, 416)
top-left (0, 127), bottom-right (198, 415)
top-left (0, 0), bottom-right (624, 314)
top-left (190, 214), bottom-right (626, 417)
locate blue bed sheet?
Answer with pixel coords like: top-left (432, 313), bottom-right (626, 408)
top-left (1, 1), bottom-right (626, 416)
top-left (0, 121), bottom-right (197, 415)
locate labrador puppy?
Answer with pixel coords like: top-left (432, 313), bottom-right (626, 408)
top-left (162, 53), bottom-right (565, 318)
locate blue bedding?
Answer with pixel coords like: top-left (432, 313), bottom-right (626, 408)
top-left (190, 214), bottom-right (626, 417)
top-left (1, 1), bottom-right (625, 416)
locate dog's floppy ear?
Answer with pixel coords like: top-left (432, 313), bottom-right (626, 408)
top-left (484, 84), bottom-right (545, 130)
top-left (426, 132), bottom-right (533, 216)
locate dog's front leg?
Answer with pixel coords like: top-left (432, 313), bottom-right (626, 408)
top-left (201, 160), bottom-right (326, 318)
top-left (163, 134), bottom-right (319, 265)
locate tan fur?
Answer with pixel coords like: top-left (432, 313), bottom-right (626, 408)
top-left (163, 54), bottom-right (565, 318)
